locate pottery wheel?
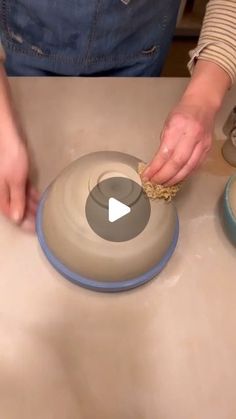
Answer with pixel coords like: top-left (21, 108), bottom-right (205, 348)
top-left (36, 151), bottom-right (179, 292)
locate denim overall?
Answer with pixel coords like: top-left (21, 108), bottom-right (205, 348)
top-left (0, 0), bottom-right (180, 76)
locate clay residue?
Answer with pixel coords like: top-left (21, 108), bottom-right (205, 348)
top-left (138, 162), bottom-right (181, 202)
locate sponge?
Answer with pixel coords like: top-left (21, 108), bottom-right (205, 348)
top-left (138, 162), bottom-right (181, 202)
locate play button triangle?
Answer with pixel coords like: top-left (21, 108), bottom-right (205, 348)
top-left (108, 197), bottom-right (131, 223)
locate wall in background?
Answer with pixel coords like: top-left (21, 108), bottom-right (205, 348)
top-left (162, 0), bottom-right (208, 77)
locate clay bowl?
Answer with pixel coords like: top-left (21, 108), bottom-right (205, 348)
top-left (36, 151), bottom-right (179, 292)
top-left (222, 174), bottom-right (236, 246)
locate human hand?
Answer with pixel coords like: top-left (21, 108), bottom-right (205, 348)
top-left (142, 98), bottom-right (215, 186)
top-left (0, 133), bottom-right (39, 232)
top-left (142, 59), bottom-right (232, 186)
top-left (0, 63), bottom-right (39, 231)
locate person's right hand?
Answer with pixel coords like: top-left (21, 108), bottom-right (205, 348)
top-left (0, 134), bottom-right (39, 232)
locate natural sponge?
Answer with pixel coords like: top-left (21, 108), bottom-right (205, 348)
top-left (138, 162), bottom-right (181, 202)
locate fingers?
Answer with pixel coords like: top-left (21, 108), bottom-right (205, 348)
top-left (10, 181), bottom-right (26, 223)
top-left (20, 184), bottom-right (40, 233)
top-left (163, 143), bottom-right (206, 186)
top-left (142, 101), bottom-right (215, 186)
top-left (0, 181), bottom-right (10, 218)
top-left (150, 136), bottom-right (198, 185)
top-left (142, 144), bottom-right (172, 180)
top-left (1, 176), bottom-right (39, 231)
top-left (142, 127), bottom-right (182, 180)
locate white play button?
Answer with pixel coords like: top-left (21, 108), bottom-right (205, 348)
top-left (108, 197), bottom-right (131, 223)
top-left (86, 177), bottom-right (151, 242)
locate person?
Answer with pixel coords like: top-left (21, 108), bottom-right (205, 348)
top-left (0, 0), bottom-right (235, 230)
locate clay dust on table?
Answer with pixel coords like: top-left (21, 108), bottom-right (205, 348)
top-left (138, 162), bottom-right (181, 202)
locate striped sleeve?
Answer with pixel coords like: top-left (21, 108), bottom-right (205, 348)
top-left (188, 0), bottom-right (236, 84)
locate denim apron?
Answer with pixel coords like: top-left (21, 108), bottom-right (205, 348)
top-left (0, 0), bottom-right (180, 76)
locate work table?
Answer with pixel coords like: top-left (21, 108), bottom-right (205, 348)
top-left (0, 78), bottom-right (235, 419)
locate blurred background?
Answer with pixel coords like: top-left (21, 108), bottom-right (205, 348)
top-left (162, 0), bottom-right (208, 76)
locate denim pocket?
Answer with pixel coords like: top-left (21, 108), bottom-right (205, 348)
top-left (86, 0), bottom-right (158, 62)
top-left (85, 0), bottom-right (179, 66)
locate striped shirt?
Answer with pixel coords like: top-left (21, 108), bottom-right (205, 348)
top-left (188, 0), bottom-right (236, 84)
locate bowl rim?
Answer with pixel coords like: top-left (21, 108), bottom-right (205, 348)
top-left (225, 174), bottom-right (236, 223)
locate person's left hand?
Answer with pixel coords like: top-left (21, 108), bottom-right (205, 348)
top-left (142, 97), bottom-right (216, 186)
